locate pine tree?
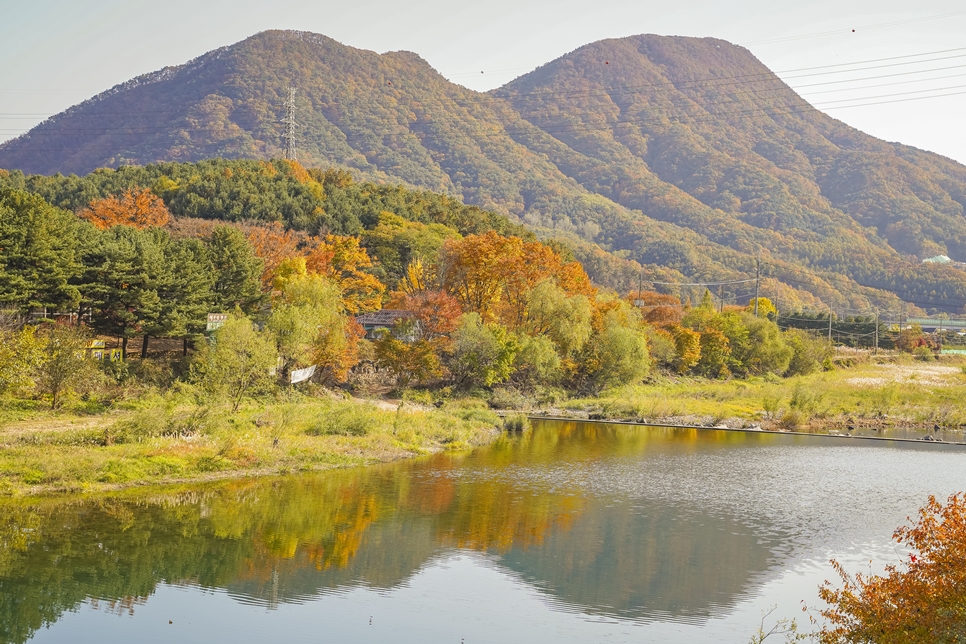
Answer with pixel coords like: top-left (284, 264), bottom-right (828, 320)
top-left (207, 225), bottom-right (265, 314)
top-left (80, 227), bottom-right (166, 357)
top-left (0, 188), bottom-right (86, 311)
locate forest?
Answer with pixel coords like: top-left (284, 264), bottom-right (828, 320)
top-left (0, 157), bottom-right (854, 413)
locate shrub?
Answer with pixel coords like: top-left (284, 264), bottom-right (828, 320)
top-left (784, 329), bottom-right (833, 377)
top-left (306, 405), bottom-right (379, 436)
top-left (502, 412), bottom-right (531, 432)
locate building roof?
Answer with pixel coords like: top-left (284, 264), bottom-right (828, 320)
top-left (355, 310), bottom-right (414, 327)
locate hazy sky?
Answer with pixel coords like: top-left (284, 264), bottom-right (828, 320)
top-left (2, 0), bottom-right (965, 163)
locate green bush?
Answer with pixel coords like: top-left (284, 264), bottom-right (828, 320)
top-left (502, 412), bottom-right (531, 432)
top-left (306, 405), bottom-right (379, 436)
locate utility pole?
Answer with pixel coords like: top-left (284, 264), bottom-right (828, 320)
top-left (753, 254), bottom-right (761, 317)
top-left (828, 305), bottom-right (832, 342)
top-left (874, 308), bottom-right (879, 355)
top-left (282, 87), bottom-right (298, 161)
top-left (718, 284), bottom-right (724, 313)
top-left (637, 266), bottom-right (643, 307)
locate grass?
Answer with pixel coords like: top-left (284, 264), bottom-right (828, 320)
top-left (563, 353), bottom-right (966, 431)
top-left (0, 390), bottom-right (502, 496)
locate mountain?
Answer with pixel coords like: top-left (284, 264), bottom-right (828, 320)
top-left (2, 30), bottom-right (965, 312)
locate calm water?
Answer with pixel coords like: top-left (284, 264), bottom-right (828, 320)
top-left (3, 420), bottom-right (965, 643)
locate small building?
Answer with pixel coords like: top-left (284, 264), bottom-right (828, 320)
top-left (355, 310), bottom-right (417, 340)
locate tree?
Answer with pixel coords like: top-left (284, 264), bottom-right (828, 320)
top-left (784, 329), bottom-right (832, 377)
top-left (511, 334), bottom-right (562, 389)
top-left (374, 336), bottom-right (443, 386)
top-left (79, 188), bottom-right (170, 229)
top-left (192, 313), bottom-right (277, 412)
top-left (896, 324), bottom-right (927, 353)
top-left (0, 323), bottom-right (45, 396)
top-left (734, 315), bottom-right (792, 376)
top-left (747, 297), bottom-right (778, 319)
top-left (148, 237), bottom-right (215, 356)
top-left (817, 494), bottom-right (966, 644)
top-left (207, 225), bottom-right (265, 314)
top-left (448, 313), bottom-right (518, 388)
top-left (34, 324), bottom-right (95, 408)
top-left (304, 234), bottom-right (385, 314)
top-left (670, 325), bottom-right (701, 373)
top-left (80, 226), bottom-right (167, 358)
top-left (0, 188), bottom-right (86, 312)
top-left (575, 307), bottom-right (650, 392)
top-left (242, 221), bottom-right (306, 290)
top-left (523, 280), bottom-right (593, 358)
top-left (441, 231), bottom-right (595, 326)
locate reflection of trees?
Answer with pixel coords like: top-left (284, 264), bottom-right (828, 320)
top-left (0, 422), bottom-right (786, 643)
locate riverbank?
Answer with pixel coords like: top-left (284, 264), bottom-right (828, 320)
top-left (0, 395), bottom-right (503, 496)
top-left (3, 352), bottom-right (964, 496)
top-left (546, 353), bottom-right (966, 438)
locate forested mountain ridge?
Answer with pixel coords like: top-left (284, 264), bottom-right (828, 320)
top-left (2, 30), bottom-right (966, 312)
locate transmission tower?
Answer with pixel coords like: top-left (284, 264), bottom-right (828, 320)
top-left (282, 87), bottom-right (298, 161)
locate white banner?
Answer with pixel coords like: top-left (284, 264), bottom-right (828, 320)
top-left (290, 365), bottom-right (317, 384)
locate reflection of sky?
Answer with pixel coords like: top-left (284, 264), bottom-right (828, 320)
top-left (28, 548), bottom-right (898, 644)
top-left (13, 425), bottom-right (966, 643)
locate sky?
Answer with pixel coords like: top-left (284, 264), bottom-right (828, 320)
top-left (2, 0), bottom-right (965, 163)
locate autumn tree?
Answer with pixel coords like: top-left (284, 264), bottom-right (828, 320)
top-left (304, 235), bottom-right (385, 314)
top-left (440, 231), bottom-right (595, 326)
top-left (243, 222), bottom-right (307, 290)
top-left (630, 290), bottom-right (684, 327)
top-left (79, 187), bottom-right (170, 229)
top-left (817, 494), bottom-right (966, 643)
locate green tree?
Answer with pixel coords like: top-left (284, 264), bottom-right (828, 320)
top-left (733, 314), bottom-right (792, 376)
top-left (0, 188), bottom-right (86, 311)
top-left (511, 334), bottom-right (563, 389)
top-left (34, 324), bottom-right (95, 408)
top-left (80, 226), bottom-right (167, 358)
top-left (577, 308), bottom-right (650, 392)
top-left (144, 237), bottom-right (215, 356)
top-left (207, 225), bottom-right (265, 314)
top-left (0, 322), bottom-right (45, 396)
top-left (266, 273), bottom-right (346, 381)
top-left (784, 329), bottom-right (833, 377)
top-left (449, 313), bottom-right (518, 388)
top-left (192, 313), bottom-right (277, 412)
top-left (523, 280), bottom-right (593, 358)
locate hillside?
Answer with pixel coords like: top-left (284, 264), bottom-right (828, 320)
top-left (2, 30), bottom-right (965, 312)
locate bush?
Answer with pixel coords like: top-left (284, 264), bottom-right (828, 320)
top-left (913, 345), bottom-right (934, 362)
top-left (306, 405), bottom-right (379, 436)
top-left (502, 412), bottom-right (531, 432)
top-left (784, 329), bottom-right (833, 377)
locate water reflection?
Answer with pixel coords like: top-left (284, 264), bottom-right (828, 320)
top-left (0, 422), bottom-right (963, 644)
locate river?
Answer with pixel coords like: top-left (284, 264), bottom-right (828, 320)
top-left (2, 420), bottom-right (964, 643)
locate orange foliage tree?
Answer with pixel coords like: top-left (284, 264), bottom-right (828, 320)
top-left (630, 290), bottom-right (684, 327)
top-left (242, 222), bottom-right (307, 289)
top-left (817, 493), bottom-right (966, 643)
top-left (440, 231), bottom-right (595, 326)
top-left (305, 235), bottom-right (385, 314)
top-left (79, 188), bottom-right (170, 229)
